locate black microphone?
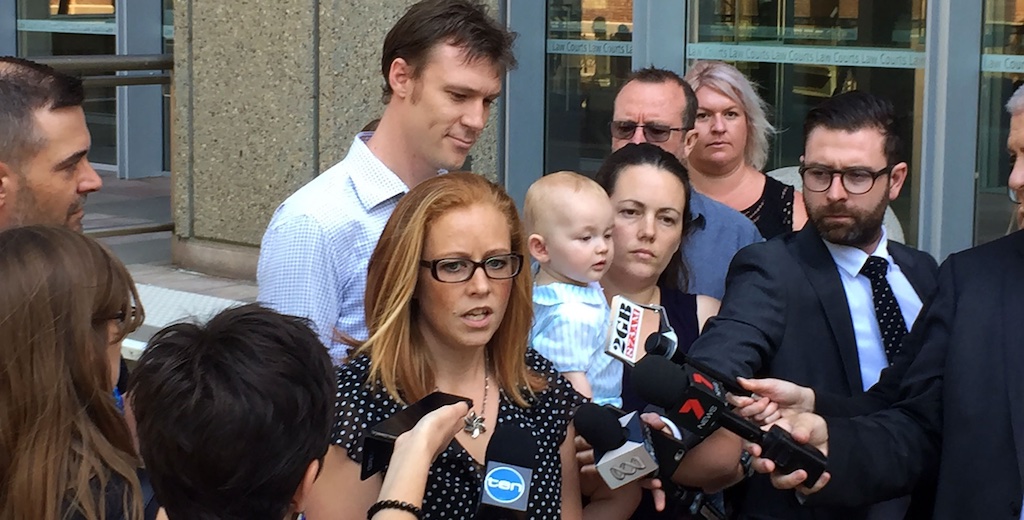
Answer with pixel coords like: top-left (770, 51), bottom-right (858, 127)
top-left (574, 403), bottom-right (659, 489)
top-left (644, 326), bottom-right (751, 398)
top-left (477, 423), bottom-right (537, 519)
top-left (632, 355), bottom-right (828, 484)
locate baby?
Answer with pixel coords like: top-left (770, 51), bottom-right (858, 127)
top-left (524, 171), bottom-right (621, 406)
top-left (525, 171), bottom-right (640, 518)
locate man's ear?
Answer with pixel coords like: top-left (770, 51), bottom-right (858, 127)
top-left (289, 459), bottom-right (320, 516)
top-left (388, 57), bottom-right (415, 101)
top-left (528, 233), bottom-right (549, 264)
top-left (887, 161), bottom-right (909, 201)
top-left (0, 161), bottom-right (15, 211)
top-left (683, 129), bottom-right (699, 160)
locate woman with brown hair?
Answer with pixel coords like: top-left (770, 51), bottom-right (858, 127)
top-left (595, 143), bottom-right (745, 518)
top-left (305, 172), bottom-right (586, 519)
top-left (0, 226), bottom-right (146, 520)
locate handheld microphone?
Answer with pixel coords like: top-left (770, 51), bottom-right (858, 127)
top-left (604, 295), bottom-right (665, 366)
top-left (477, 423), bottom-right (537, 519)
top-left (644, 329), bottom-right (751, 397)
top-left (605, 295), bottom-right (750, 397)
top-left (632, 355), bottom-right (828, 484)
top-left (574, 403), bottom-right (659, 489)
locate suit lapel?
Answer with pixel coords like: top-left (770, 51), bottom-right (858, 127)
top-left (1003, 233), bottom-right (1024, 488)
top-left (793, 228), bottom-right (862, 393)
top-left (890, 244), bottom-right (934, 299)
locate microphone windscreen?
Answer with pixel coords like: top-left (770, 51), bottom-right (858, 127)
top-left (485, 422), bottom-right (538, 468)
top-left (574, 403), bottom-right (627, 452)
top-left (632, 355), bottom-right (689, 408)
top-left (644, 332), bottom-right (671, 357)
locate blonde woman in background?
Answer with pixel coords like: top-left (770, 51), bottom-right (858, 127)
top-left (684, 60), bottom-right (807, 239)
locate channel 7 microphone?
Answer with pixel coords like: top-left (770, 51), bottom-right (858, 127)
top-left (574, 403), bottom-right (658, 489)
top-left (604, 295), bottom-right (750, 397)
top-left (477, 423), bottom-right (537, 519)
top-left (632, 355), bottom-right (828, 484)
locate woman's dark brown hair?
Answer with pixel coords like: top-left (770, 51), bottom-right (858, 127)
top-left (0, 226), bottom-right (145, 520)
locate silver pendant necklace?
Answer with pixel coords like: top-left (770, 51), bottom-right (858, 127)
top-left (463, 372), bottom-right (489, 439)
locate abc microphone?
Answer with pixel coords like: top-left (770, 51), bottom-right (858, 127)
top-left (633, 355), bottom-right (828, 484)
top-left (574, 403), bottom-right (658, 489)
top-left (477, 423), bottom-right (537, 519)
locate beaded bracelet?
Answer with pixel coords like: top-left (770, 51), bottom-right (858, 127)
top-left (367, 499), bottom-right (423, 519)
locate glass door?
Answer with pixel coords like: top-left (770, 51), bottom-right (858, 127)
top-left (17, 0), bottom-right (118, 165)
top-left (687, 0), bottom-right (927, 245)
top-left (545, 0), bottom-right (634, 175)
top-left (976, 0), bottom-right (1024, 244)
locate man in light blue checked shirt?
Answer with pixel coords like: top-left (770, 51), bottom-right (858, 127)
top-left (256, 0), bottom-right (517, 362)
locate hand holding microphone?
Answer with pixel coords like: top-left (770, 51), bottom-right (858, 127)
top-left (574, 403), bottom-right (660, 489)
top-left (632, 355), bottom-right (829, 485)
top-left (476, 423), bottom-right (538, 519)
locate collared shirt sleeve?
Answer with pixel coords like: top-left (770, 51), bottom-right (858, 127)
top-left (257, 212), bottom-right (344, 348)
top-left (531, 300), bottom-right (606, 373)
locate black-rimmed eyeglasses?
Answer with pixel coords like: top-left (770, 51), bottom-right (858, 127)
top-left (419, 253), bottom-right (524, 283)
top-left (800, 163), bottom-right (893, 195)
top-left (609, 121), bottom-right (687, 144)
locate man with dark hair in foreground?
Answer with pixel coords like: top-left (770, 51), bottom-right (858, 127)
top-left (130, 303), bottom-right (471, 520)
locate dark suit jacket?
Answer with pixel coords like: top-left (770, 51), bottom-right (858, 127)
top-left (687, 226), bottom-right (939, 520)
top-left (808, 230), bottom-right (1024, 520)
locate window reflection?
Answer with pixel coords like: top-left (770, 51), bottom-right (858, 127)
top-left (48, 0), bottom-right (115, 15)
top-left (16, 0), bottom-right (117, 165)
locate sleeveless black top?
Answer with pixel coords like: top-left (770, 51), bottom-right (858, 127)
top-left (742, 175), bottom-right (795, 240)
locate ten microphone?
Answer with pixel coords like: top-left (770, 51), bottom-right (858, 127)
top-left (632, 355), bottom-right (828, 484)
top-left (574, 403), bottom-right (659, 489)
top-left (477, 423), bottom-right (537, 519)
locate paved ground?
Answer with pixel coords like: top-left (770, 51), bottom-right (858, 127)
top-left (84, 173), bottom-right (258, 357)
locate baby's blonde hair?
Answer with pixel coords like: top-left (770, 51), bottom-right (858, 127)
top-left (523, 171), bottom-right (608, 236)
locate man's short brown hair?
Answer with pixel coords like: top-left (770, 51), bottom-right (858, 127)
top-left (380, 0), bottom-right (517, 104)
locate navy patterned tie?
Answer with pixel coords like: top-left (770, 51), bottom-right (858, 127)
top-left (860, 256), bottom-right (907, 366)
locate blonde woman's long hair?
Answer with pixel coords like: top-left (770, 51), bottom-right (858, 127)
top-left (0, 226), bottom-right (145, 520)
top-left (353, 172), bottom-right (545, 406)
top-left (685, 60), bottom-right (775, 171)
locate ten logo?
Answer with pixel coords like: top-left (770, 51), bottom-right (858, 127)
top-left (484, 466), bottom-right (527, 504)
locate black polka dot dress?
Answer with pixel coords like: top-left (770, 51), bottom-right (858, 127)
top-left (332, 350), bottom-right (585, 519)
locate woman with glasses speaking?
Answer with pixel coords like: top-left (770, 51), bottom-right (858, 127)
top-left (304, 172), bottom-right (586, 519)
top-left (684, 61), bottom-right (808, 239)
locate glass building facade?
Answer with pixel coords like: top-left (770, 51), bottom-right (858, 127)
top-left (510, 0), bottom-right (1021, 259)
top-left (1, 0), bottom-right (1020, 257)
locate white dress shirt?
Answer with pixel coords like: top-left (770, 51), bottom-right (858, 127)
top-left (823, 227), bottom-right (924, 390)
top-left (257, 132), bottom-right (408, 362)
